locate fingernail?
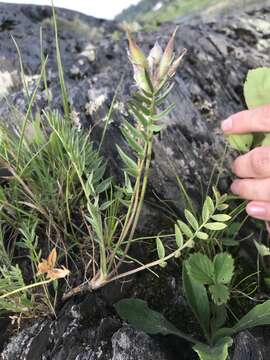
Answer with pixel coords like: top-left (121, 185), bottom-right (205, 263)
top-left (221, 117), bottom-right (232, 132)
top-left (230, 180), bottom-right (240, 194)
top-left (247, 204), bottom-right (267, 217)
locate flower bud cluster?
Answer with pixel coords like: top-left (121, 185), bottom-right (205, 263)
top-left (127, 28), bottom-right (187, 93)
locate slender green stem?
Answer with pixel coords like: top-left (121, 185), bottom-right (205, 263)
top-left (0, 279), bottom-right (52, 300)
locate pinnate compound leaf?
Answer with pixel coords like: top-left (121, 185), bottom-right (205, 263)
top-left (183, 262), bottom-right (210, 337)
top-left (213, 253), bottom-right (234, 284)
top-left (233, 299), bottom-right (270, 333)
top-left (244, 67), bottom-right (270, 109)
top-left (186, 253), bottom-right (214, 285)
top-left (209, 284), bottom-right (230, 306)
top-left (114, 298), bottom-right (179, 336)
top-left (184, 209), bottom-right (199, 230)
top-left (204, 222), bottom-right (227, 231)
top-left (193, 337), bottom-right (233, 360)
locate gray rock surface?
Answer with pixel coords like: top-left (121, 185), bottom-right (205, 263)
top-left (0, 2), bottom-right (270, 360)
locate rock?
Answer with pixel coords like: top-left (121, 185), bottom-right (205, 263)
top-left (111, 326), bottom-right (168, 360)
top-left (0, 2), bottom-right (270, 359)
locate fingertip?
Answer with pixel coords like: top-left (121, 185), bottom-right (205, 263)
top-left (246, 201), bottom-right (269, 220)
top-left (221, 117), bottom-right (233, 132)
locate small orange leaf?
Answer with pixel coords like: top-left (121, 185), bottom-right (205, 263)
top-left (47, 266), bottom-right (70, 280)
top-left (47, 248), bottom-right (57, 268)
top-left (37, 248), bottom-right (70, 280)
top-left (37, 259), bottom-right (49, 275)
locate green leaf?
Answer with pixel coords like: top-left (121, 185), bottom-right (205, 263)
top-left (227, 134), bottom-right (253, 153)
top-left (121, 126), bottom-right (144, 158)
top-left (150, 124), bottom-right (167, 132)
top-left (213, 253), bottom-right (234, 284)
top-left (95, 177), bottom-right (112, 194)
top-left (233, 299), bottom-right (270, 333)
top-left (155, 83), bottom-right (174, 106)
top-left (261, 133), bottom-right (270, 146)
top-left (156, 237), bottom-right (165, 259)
top-left (128, 103), bottom-right (149, 127)
top-left (183, 262), bottom-right (210, 338)
top-left (177, 220), bottom-right (194, 238)
top-left (175, 224), bottom-right (184, 248)
top-left (152, 103), bottom-right (175, 121)
top-left (193, 337), bottom-right (233, 360)
top-left (114, 298), bottom-right (180, 336)
top-left (196, 232), bottom-right (209, 240)
top-left (204, 222), bottom-right (227, 231)
top-left (222, 238), bottom-right (239, 247)
top-left (116, 145), bottom-right (138, 177)
top-left (217, 204), bottom-right (229, 211)
top-left (133, 92), bottom-right (151, 106)
top-left (202, 196), bottom-right (214, 222)
top-left (244, 67), bottom-right (270, 109)
top-left (209, 284), bottom-right (230, 305)
top-left (254, 240), bottom-right (270, 257)
top-left (211, 304), bottom-right (227, 334)
top-left (186, 253), bottom-right (214, 284)
top-left (184, 209), bottom-right (199, 230)
top-left (211, 214), bottom-right (231, 222)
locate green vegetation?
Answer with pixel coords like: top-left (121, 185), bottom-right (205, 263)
top-left (117, 0), bottom-right (268, 24)
top-left (1, 5), bottom-right (270, 360)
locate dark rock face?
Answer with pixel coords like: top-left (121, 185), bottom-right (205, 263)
top-left (0, 2), bottom-right (270, 359)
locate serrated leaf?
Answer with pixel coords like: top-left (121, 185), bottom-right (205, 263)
top-left (114, 298), bottom-right (180, 336)
top-left (254, 240), bottom-right (270, 257)
top-left (183, 262), bottom-right (210, 338)
top-left (186, 253), bottom-right (214, 284)
top-left (177, 220), bottom-right (193, 238)
top-left (213, 253), bottom-right (234, 284)
top-left (196, 231), bottom-right (209, 240)
top-left (211, 214), bottom-right (231, 222)
top-left (156, 237), bottom-right (165, 260)
top-left (204, 222), bottom-right (227, 231)
top-left (184, 209), bottom-right (199, 230)
top-left (209, 284), bottom-right (230, 306)
top-left (152, 103), bottom-right (175, 121)
top-left (116, 145), bottom-right (138, 177)
top-left (227, 133), bottom-right (253, 153)
top-left (244, 67), bottom-right (270, 109)
top-left (193, 337), bottom-right (233, 360)
top-left (175, 224), bottom-right (183, 248)
top-left (233, 299), bottom-right (270, 333)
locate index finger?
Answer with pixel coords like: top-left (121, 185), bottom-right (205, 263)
top-left (221, 104), bottom-right (270, 133)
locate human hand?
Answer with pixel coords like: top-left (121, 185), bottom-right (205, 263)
top-left (222, 104), bottom-right (270, 221)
